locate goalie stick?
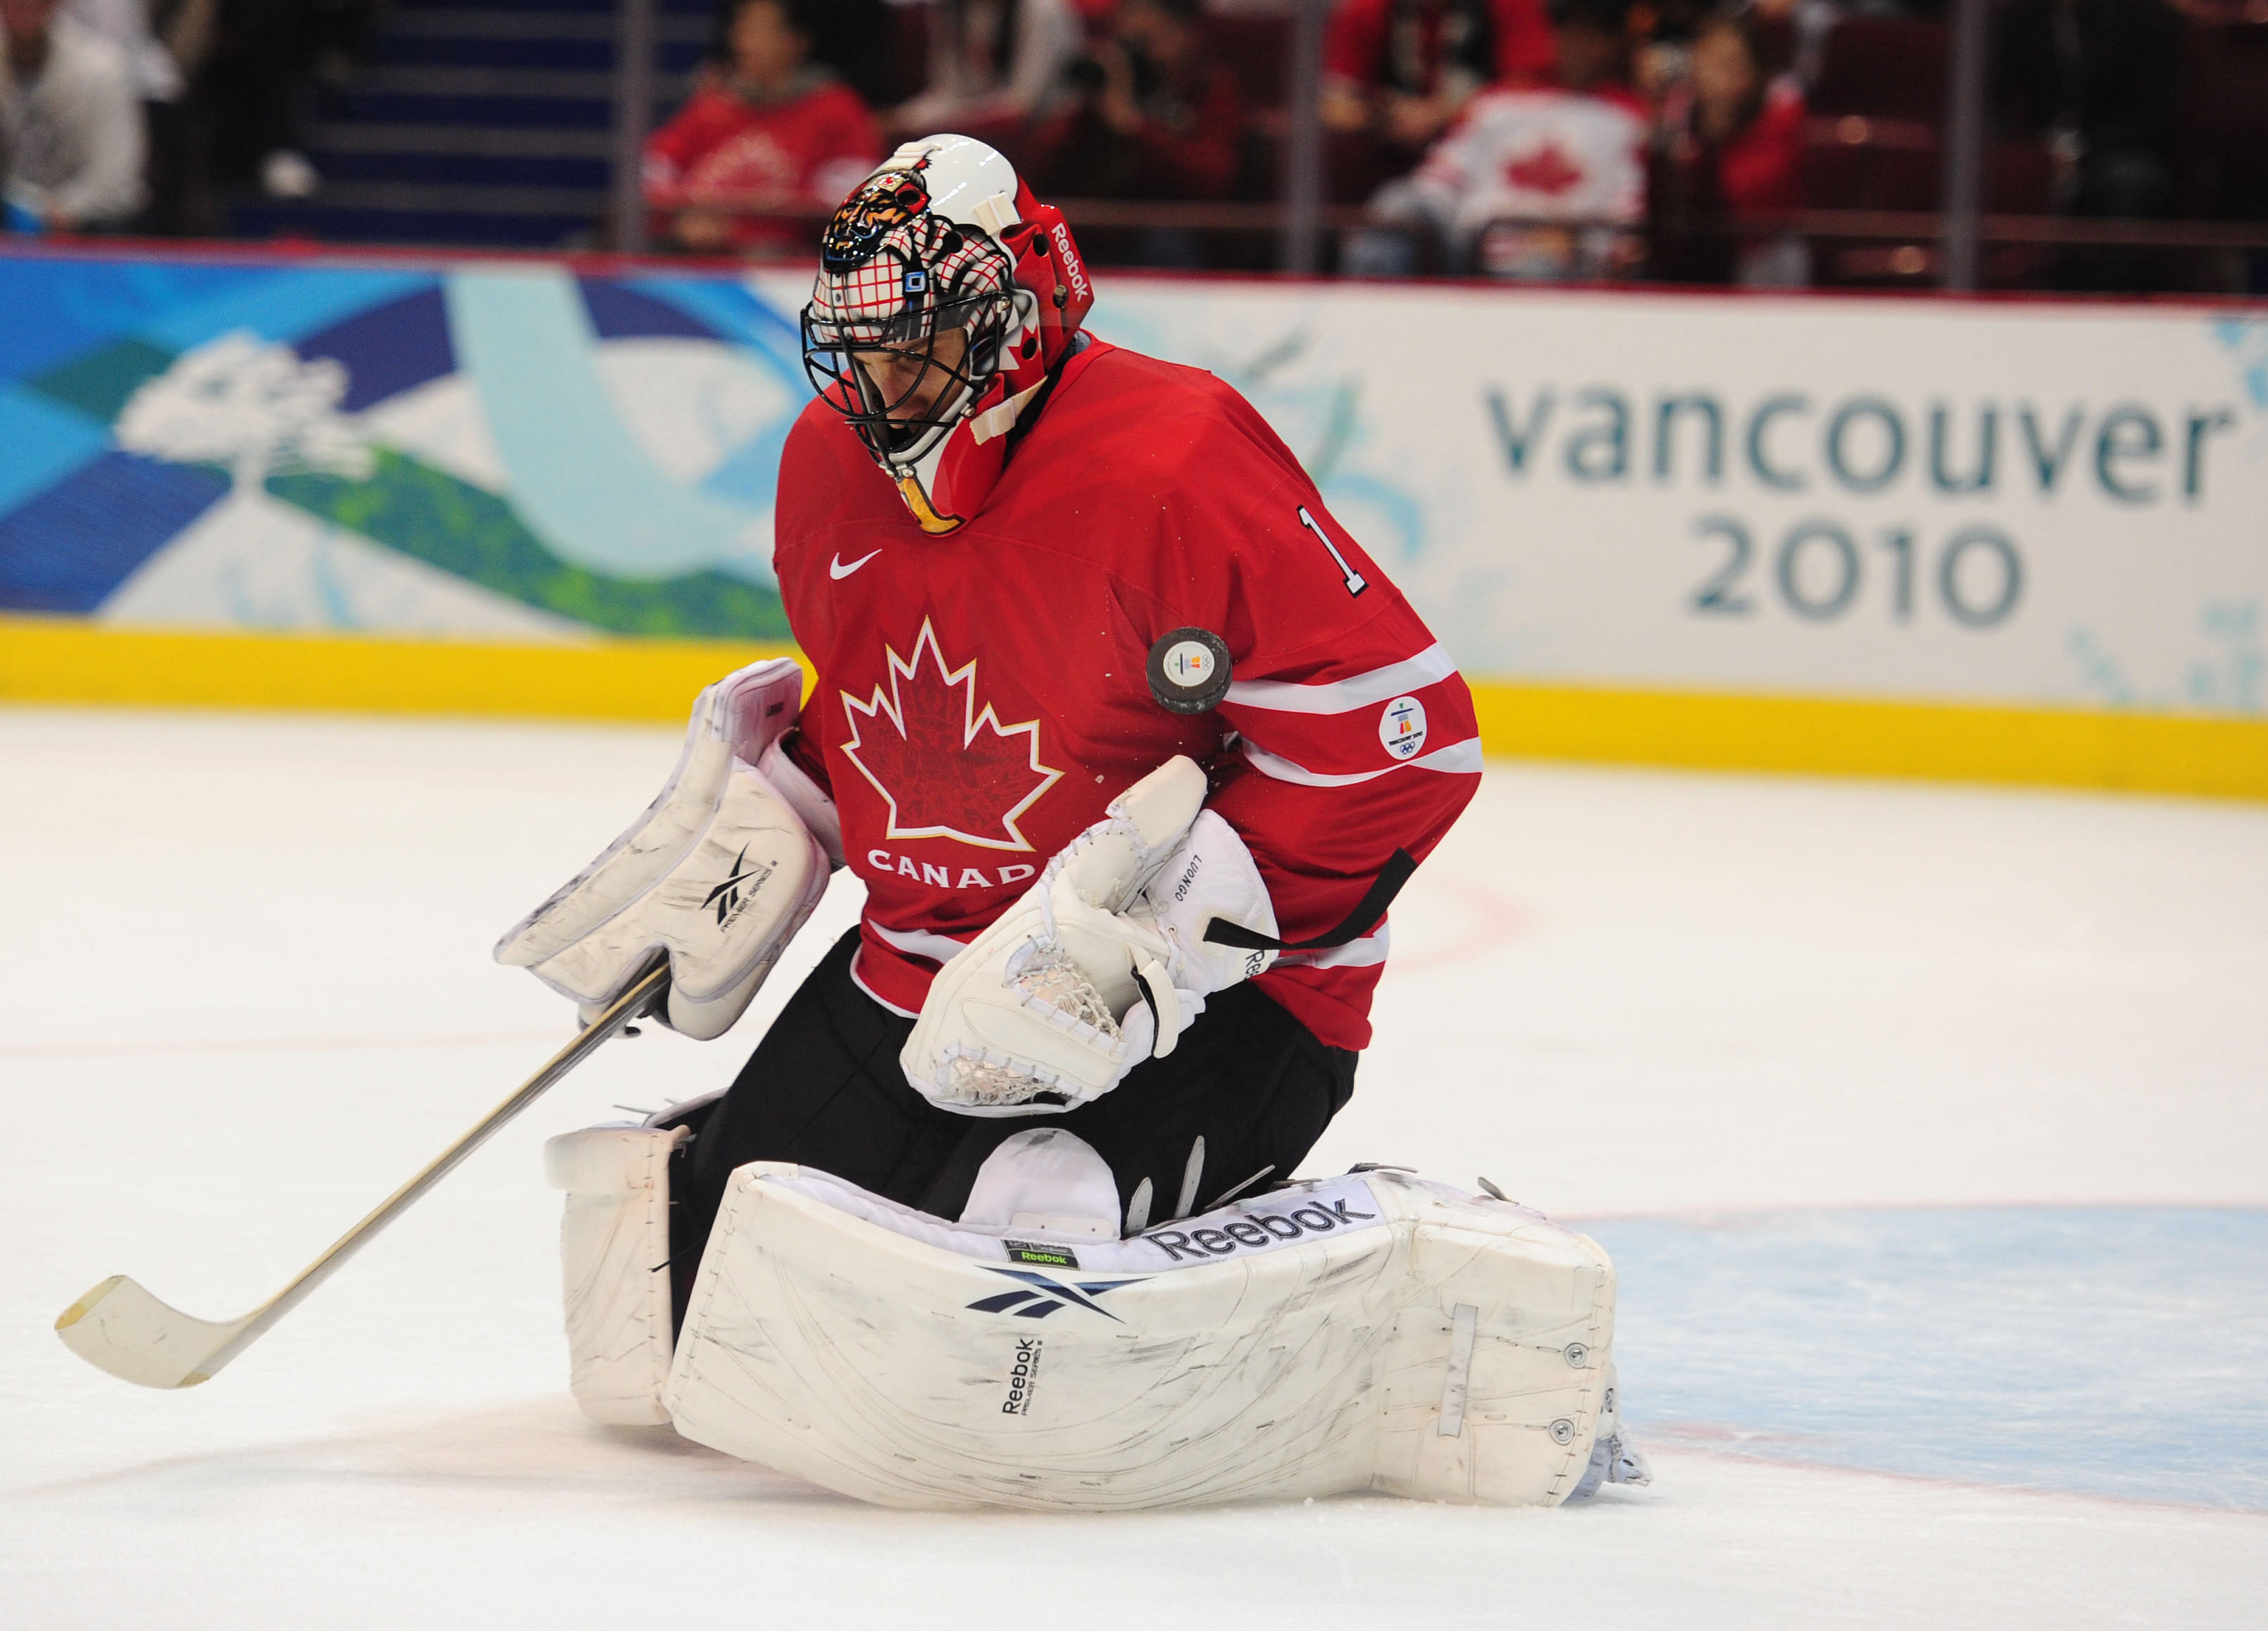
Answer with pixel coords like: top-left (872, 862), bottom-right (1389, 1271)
top-left (54, 961), bottom-right (671, 1389)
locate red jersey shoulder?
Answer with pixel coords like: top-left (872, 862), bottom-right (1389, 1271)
top-left (777, 395), bottom-right (901, 549)
top-left (1037, 347), bottom-right (1386, 591)
top-left (781, 393), bottom-right (875, 487)
top-left (1040, 345), bottom-right (1309, 499)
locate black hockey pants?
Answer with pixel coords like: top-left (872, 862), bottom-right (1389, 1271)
top-left (668, 926), bottom-right (1357, 1326)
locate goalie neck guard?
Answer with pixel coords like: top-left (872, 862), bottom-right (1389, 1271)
top-left (800, 134), bottom-right (1095, 535)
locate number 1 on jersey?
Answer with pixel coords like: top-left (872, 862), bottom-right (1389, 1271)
top-left (1298, 506), bottom-right (1367, 596)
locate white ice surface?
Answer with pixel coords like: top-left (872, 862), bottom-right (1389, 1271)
top-left (3, 706), bottom-right (2264, 1627)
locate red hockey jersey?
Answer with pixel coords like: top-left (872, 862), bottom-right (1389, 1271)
top-left (774, 339), bottom-right (1481, 1051)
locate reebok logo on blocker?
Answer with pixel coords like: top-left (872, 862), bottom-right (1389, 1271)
top-left (702, 845), bottom-right (776, 931)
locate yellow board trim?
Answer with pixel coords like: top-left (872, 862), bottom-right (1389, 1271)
top-left (1466, 680), bottom-right (2268, 801)
top-left (0, 615), bottom-right (804, 721)
top-left (3, 615), bottom-right (2262, 799)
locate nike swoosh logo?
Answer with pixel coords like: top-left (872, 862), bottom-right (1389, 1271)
top-left (830, 549), bottom-right (882, 580)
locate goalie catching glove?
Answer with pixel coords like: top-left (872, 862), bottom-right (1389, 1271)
top-left (494, 658), bottom-right (833, 1041)
top-left (901, 756), bottom-right (1281, 1116)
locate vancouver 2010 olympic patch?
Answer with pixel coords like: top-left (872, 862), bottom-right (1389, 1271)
top-left (1379, 696), bottom-right (1428, 761)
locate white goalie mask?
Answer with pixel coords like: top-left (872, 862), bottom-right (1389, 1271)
top-left (800, 134), bottom-right (1096, 533)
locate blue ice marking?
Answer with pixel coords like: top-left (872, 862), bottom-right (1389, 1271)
top-left (1590, 1206), bottom-right (2268, 1511)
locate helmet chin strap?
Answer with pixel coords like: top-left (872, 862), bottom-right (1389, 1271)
top-left (883, 288), bottom-right (1045, 535)
top-left (884, 373), bottom-right (985, 534)
top-left (894, 471), bottom-right (964, 534)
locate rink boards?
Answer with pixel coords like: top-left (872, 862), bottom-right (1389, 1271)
top-left (0, 244), bottom-right (2261, 794)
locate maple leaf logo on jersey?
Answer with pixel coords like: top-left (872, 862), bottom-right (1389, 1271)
top-left (840, 620), bottom-right (1063, 851)
top-left (1507, 139), bottom-right (1585, 196)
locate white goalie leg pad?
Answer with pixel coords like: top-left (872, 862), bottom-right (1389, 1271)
top-left (544, 1123), bottom-right (689, 1426)
top-left (662, 1166), bottom-right (1618, 1510)
top-left (899, 756), bottom-right (1207, 1116)
top-left (494, 657), bottom-right (830, 1041)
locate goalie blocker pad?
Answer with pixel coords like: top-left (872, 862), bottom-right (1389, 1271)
top-left (494, 658), bottom-right (830, 1041)
top-left (663, 1165), bottom-right (1617, 1510)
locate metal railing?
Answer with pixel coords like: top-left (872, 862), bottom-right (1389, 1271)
top-left (641, 192), bottom-right (2268, 256)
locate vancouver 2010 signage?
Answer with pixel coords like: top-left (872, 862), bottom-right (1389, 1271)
top-left (1060, 280), bottom-right (2266, 721)
top-left (1, 246), bottom-right (2258, 724)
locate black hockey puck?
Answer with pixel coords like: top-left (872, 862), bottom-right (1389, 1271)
top-left (1146, 627), bottom-right (1232, 714)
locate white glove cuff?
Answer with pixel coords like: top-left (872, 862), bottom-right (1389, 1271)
top-left (494, 657), bottom-right (828, 1040)
top-left (1134, 811), bottom-right (1280, 998)
top-left (758, 736), bottom-right (845, 871)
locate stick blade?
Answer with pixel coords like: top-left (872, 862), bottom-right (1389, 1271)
top-left (55, 1275), bottom-right (249, 1389)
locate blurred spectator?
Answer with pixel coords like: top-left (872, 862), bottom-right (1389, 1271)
top-left (1032, 0), bottom-right (1243, 263)
top-left (887, 0), bottom-right (1083, 142)
top-left (308, 0), bottom-right (382, 87)
top-left (1351, 0), bottom-right (1647, 277)
top-left (744, 0), bottom-right (898, 110)
top-left (1743, 0), bottom-right (1845, 88)
top-left (1647, 8), bottom-right (1807, 284)
top-left (1321, 0), bottom-right (1557, 157)
top-left (61, 0), bottom-right (186, 229)
top-left (1, 0), bottom-right (145, 230)
top-left (1998, 0), bottom-right (2185, 289)
top-left (63, 0), bottom-right (176, 101)
top-left (1998, 0), bottom-right (2181, 215)
top-left (645, 0), bottom-right (884, 256)
top-left (199, 0), bottom-right (321, 198)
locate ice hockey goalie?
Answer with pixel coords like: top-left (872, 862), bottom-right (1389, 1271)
top-left (504, 133), bottom-right (1648, 1511)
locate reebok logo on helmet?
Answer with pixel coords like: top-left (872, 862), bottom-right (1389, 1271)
top-left (1051, 221), bottom-right (1089, 303)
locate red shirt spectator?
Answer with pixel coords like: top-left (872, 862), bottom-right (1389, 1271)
top-left (1647, 13), bottom-right (1807, 284)
top-left (1714, 75), bottom-right (1803, 215)
top-left (1690, 14), bottom-right (1802, 215)
top-left (643, 0), bottom-right (884, 255)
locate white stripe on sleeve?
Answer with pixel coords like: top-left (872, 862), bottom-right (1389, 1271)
top-left (1240, 736), bottom-right (1485, 787)
top-left (1223, 643), bottom-right (1460, 715)
top-left (1275, 925), bottom-right (1392, 971)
